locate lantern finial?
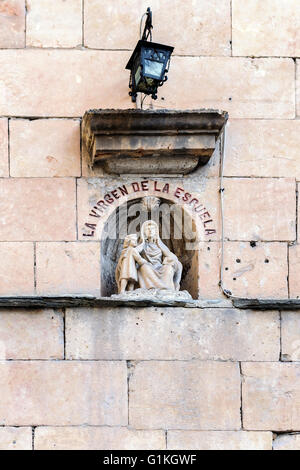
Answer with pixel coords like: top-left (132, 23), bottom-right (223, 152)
top-left (141, 7), bottom-right (153, 41)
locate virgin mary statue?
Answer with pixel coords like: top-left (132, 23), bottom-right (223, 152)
top-left (115, 220), bottom-right (182, 294)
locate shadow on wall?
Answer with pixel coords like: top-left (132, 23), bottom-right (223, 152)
top-left (101, 197), bottom-right (199, 298)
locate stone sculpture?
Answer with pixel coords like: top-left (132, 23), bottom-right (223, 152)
top-left (114, 220), bottom-right (191, 301)
top-left (115, 233), bottom-right (147, 294)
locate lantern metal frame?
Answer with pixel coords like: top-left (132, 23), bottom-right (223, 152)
top-left (125, 8), bottom-right (174, 102)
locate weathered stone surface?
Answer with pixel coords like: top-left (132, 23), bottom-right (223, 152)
top-left (0, 427), bottom-right (31, 450)
top-left (65, 307), bottom-right (279, 361)
top-left (281, 311), bottom-right (300, 361)
top-left (0, 296), bottom-right (231, 308)
top-left (34, 426), bottom-right (165, 450)
top-left (0, 178), bottom-right (76, 241)
top-left (289, 242), bottom-right (300, 299)
top-left (298, 184), bottom-right (300, 236)
top-left (0, 361), bottom-right (127, 426)
top-left (36, 242), bottom-right (100, 296)
top-left (223, 242), bottom-right (288, 299)
top-left (111, 289), bottom-right (192, 303)
top-left (10, 119), bottom-right (81, 177)
top-left (167, 431), bottom-right (272, 450)
top-left (233, 298), bottom-right (300, 310)
top-left (297, 63), bottom-right (300, 117)
top-left (82, 139), bottom-right (222, 179)
top-left (0, 119), bottom-right (8, 177)
top-left (289, 244), bottom-right (300, 299)
top-left (0, 50), bottom-right (130, 117)
top-left (242, 362), bottom-right (300, 431)
top-left (83, 109), bottom-right (226, 172)
top-left (26, 0), bottom-right (82, 48)
top-left (0, 52), bottom-right (295, 118)
top-left (150, 57), bottom-right (295, 119)
top-left (0, 242), bottom-right (34, 295)
top-left (85, 0), bottom-right (231, 55)
top-left (0, 309), bottom-right (63, 359)
top-left (0, 0), bottom-right (25, 48)
top-left (0, 295), bottom-right (295, 309)
top-left (82, 142), bottom-right (105, 177)
top-left (273, 433), bottom-right (300, 450)
top-left (224, 120), bottom-right (300, 179)
top-left (223, 178), bottom-right (296, 241)
top-left (232, 0), bottom-right (300, 57)
top-left (129, 361), bottom-right (241, 429)
top-left (198, 242), bottom-right (223, 299)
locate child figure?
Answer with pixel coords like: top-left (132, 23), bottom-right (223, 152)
top-left (115, 234), bottom-right (146, 294)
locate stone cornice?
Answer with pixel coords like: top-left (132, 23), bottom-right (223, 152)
top-left (82, 108), bottom-right (228, 175)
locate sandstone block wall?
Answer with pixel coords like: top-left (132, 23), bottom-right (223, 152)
top-left (0, 0), bottom-right (299, 450)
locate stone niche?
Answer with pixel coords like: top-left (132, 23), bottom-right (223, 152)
top-left (100, 196), bottom-right (199, 299)
top-left (82, 109), bottom-right (227, 175)
top-left (81, 108), bottom-right (227, 305)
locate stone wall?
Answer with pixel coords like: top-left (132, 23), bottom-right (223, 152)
top-left (0, 0), bottom-right (299, 450)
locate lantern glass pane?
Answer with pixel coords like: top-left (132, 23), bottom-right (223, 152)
top-left (144, 59), bottom-right (164, 79)
top-left (134, 65), bottom-right (141, 85)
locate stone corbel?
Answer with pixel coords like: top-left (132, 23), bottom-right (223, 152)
top-left (82, 109), bottom-right (228, 175)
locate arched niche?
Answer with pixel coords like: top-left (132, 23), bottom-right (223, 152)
top-left (100, 197), bottom-right (199, 299)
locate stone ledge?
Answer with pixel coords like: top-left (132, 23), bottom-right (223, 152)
top-left (0, 296), bottom-right (298, 310)
top-left (0, 296), bottom-right (231, 309)
top-left (82, 109), bottom-right (228, 174)
top-left (232, 298), bottom-right (300, 310)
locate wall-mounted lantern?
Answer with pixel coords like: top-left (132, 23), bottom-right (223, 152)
top-left (126, 7), bottom-right (174, 102)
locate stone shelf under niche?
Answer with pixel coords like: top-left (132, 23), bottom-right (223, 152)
top-left (82, 108), bottom-right (228, 175)
top-left (0, 296), bottom-right (299, 310)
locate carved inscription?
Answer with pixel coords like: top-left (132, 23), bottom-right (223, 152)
top-left (83, 180), bottom-right (216, 237)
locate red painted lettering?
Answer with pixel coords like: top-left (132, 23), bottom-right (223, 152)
top-left (96, 200), bottom-right (108, 211)
top-left (141, 180), bottom-right (149, 191)
top-left (118, 185), bottom-right (128, 196)
top-left (89, 208), bottom-right (101, 218)
top-left (203, 219), bottom-right (213, 226)
top-left (182, 192), bottom-right (191, 202)
top-left (189, 198), bottom-right (199, 207)
top-left (132, 182), bottom-right (140, 192)
top-left (194, 204), bottom-right (205, 213)
top-left (154, 181), bottom-right (161, 192)
top-left (199, 211), bottom-right (211, 220)
top-left (111, 189), bottom-right (119, 199)
top-left (104, 193), bottom-right (114, 204)
top-left (174, 187), bottom-right (184, 198)
top-left (83, 223), bottom-right (97, 237)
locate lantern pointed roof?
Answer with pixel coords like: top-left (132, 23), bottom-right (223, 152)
top-left (125, 40), bottom-right (174, 70)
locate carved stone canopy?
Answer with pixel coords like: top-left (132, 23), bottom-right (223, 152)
top-left (82, 109), bottom-right (228, 175)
